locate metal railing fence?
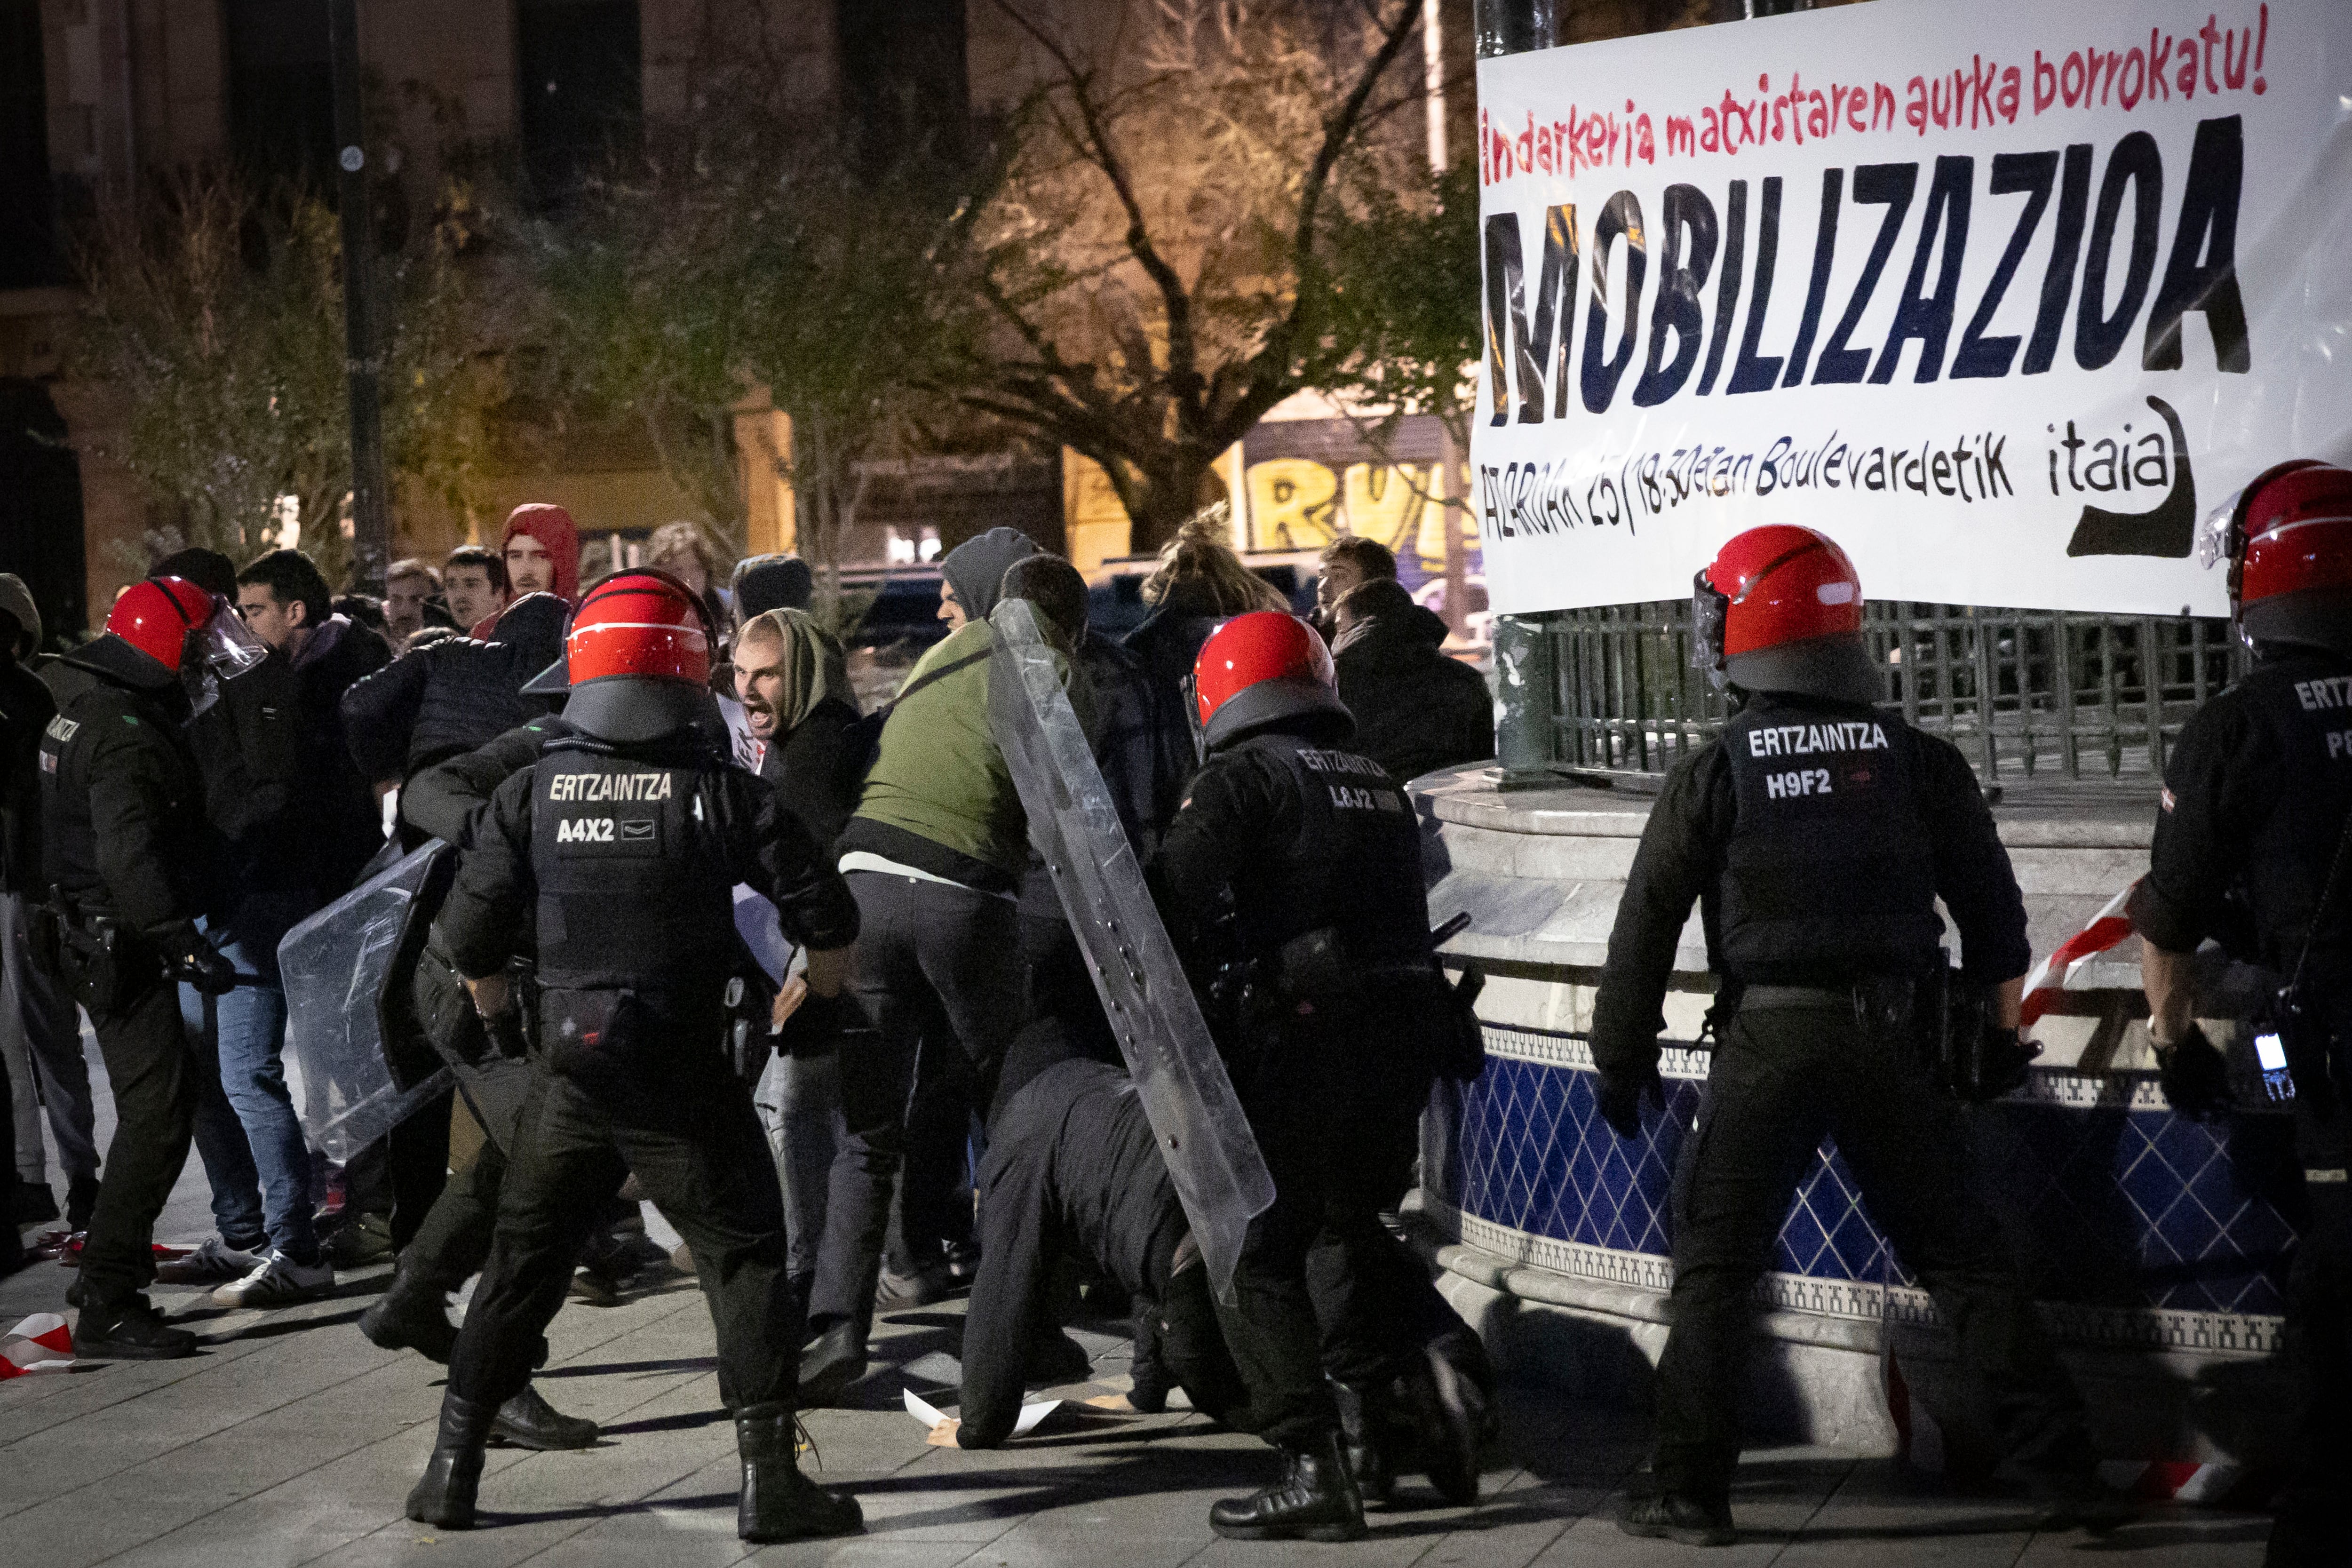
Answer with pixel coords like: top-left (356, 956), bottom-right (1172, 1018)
top-left (1513, 603), bottom-right (2242, 787)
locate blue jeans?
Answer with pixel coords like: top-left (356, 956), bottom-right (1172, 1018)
top-left (177, 979), bottom-right (266, 1248)
top-left (185, 892), bottom-right (319, 1262)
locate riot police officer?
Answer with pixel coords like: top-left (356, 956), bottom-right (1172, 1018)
top-left (1589, 527), bottom-right (2110, 1545)
top-left (1151, 611), bottom-right (1465, 1542)
top-left (40, 577), bottom-right (258, 1357)
top-left (2130, 462), bottom-right (2352, 1568)
top-left (404, 572), bottom-right (865, 1545)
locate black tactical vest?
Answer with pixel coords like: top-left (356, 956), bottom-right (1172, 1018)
top-left (530, 740), bottom-right (736, 992)
top-left (38, 668), bottom-right (203, 917)
top-left (1715, 700), bottom-right (1943, 985)
top-left (2225, 658), bottom-right (2352, 976)
top-left (1224, 734), bottom-right (1430, 966)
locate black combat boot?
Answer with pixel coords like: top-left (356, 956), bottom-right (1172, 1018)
top-left (359, 1262), bottom-right (457, 1362)
top-left (1330, 1381), bottom-right (1395, 1506)
top-left (405, 1392), bottom-right (501, 1529)
top-left (1208, 1430), bottom-right (1367, 1542)
top-left (490, 1383), bottom-right (600, 1450)
top-left (735, 1402), bottom-right (863, 1542)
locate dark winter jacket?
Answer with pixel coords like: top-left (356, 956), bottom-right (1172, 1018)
top-left (402, 714), bottom-right (576, 852)
top-left (342, 594), bottom-right (568, 787)
top-left (1331, 582), bottom-right (1494, 784)
top-left (284, 615), bottom-right (393, 901)
top-left (183, 653), bottom-right (300, 915)
top-left (759, 696), bottom-right (863, 854)
top-left (1076, 634), bottom-right (1191, 862)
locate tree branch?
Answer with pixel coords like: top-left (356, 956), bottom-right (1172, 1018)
top-left (985, 0), bottom-right (1203, 420)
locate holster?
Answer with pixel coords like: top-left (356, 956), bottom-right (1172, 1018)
top-left (44, 899), bottom-right (136, 1015)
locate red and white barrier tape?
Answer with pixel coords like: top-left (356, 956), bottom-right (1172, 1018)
top-left (1, 1313), bottom-right (76, 1380)
top-left (2020, 882), bottom-right (2138, 1029)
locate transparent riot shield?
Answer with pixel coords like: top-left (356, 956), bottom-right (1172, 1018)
top-left (279, 843), bottom-right (455, 1164)
top-left (987, 598), bottom-right (1274, 1302)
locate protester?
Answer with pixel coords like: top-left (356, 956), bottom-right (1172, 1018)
top-left (441, 545), bottom-right (508, 632)
top-left (1331, 578), bottom-right (1494, 782)
top-left (236, 550), bottom-right (415, 1259)
top-left (383, 559), bottom-right (444, 646)
top-left (0, 575), bottom-right (99, 1232)
top-left (648, 519), bottom-right (731, 632)
top-left (342, 592), bottom-right (570, 801)
top-left (732, 607), bottom-right (862, 1300)
top-left (731, 554), bottom-right (816, 626)
top-left (799, 526), bottom-right (1061, 1404)
top-left (1311, 534), bottom-right (1396, 642)
top-left (488, 504), bottom-right (581, 635)
top-left (1123, 507), bottom-right (1285, 790)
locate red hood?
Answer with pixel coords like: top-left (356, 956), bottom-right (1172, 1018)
top-left (500, 503), bottom-right (581, 604)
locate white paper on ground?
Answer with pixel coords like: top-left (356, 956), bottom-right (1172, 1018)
top-left (902, 1386), bottom-right (1060, 1437)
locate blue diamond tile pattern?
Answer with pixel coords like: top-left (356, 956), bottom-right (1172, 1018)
top-left (1438, 1034), bottom-right (2297, 1317)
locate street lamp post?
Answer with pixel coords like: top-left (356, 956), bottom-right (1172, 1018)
top-left (326, 0), bottom-right (390, 594)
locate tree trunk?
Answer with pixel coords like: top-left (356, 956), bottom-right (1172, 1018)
top-left (1123, 449), bottom-right (1231, 557)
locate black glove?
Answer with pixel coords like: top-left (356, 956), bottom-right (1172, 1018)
top-left (2155, 1024), bottom-right (2232, 1120)
top-left (1595, 1065), bottom-right (1662, 1140)
top-left (775, 989), bottom-right (858, 1059)
top-left (1955, 1025), bottom-right (2042, 1103)
top-left (483, 1007), bottom-right (529, 1062)
top-left (166, 931), bottom-right (238, 996)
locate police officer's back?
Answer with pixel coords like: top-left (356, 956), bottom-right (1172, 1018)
top-left (1150, 611), bottom-right (1458, 1543)
top-left (2130, 462), bottom-right (2352, 1568)
top-left (38, 578), bottom-right (253, 1358)
top-left (1589, 527), bottom-right (2107, 1545)
top-left (406, 571), bottom-right (866, 1545)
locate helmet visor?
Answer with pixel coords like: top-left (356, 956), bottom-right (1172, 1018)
top-left (199, 596), bottom-right (270, 678)
top-left (2196, 489), bottom-right (2242, 572)
top-left (1691, 569), bottom-right (1728, 674)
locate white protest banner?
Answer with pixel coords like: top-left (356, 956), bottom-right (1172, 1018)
top-left (1472, 0), bottom-right (2352, 617)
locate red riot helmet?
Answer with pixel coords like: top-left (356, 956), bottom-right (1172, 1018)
top-left (98, 576), bottom-right (267, 696)
top-left (1693, 526), bottom-right (1882, 705)
top-left (106, 576), bottom-right (218, 673)
top-left (542, 569), bottom-right (719, 743)
top-left (2198, 460), bottom-right (2352, 651)
top-left (1189, 611), bottom-right (1351, 751)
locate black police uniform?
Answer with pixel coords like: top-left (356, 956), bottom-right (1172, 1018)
top-left (1153, 721), bottom-right (1445, 1457)
top-left (2130, 648), bottom-right (2352, 1557)
top-left (38, 641), bottom-right (226, 1337)
top-left (433, 717), bottom-right (858, 1417)
top-left (1590, 690), bottom-right (2090, 1510)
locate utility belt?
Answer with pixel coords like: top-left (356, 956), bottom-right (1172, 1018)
top-left (32, 896), bottom-right (150, 1015)
top-left (1730, 955), bottom-right (2036, 1103)
top-left (1221, 923), bottom-right (1486, 1083)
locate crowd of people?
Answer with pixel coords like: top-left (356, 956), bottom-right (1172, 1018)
top-left (0, 501), bottom-right (1499, 1544)
top-left (3, 466), bottom-right (2345, 1566)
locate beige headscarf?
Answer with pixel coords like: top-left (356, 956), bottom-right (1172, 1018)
top-left (739, 607), bottom-right (854, 732)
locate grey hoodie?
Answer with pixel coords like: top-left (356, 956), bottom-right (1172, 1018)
top-left (941, 526), bottom-right (1042, 623)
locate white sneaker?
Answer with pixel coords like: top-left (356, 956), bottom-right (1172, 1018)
top-left (211, 1250), bottom-right (335, 1309)
top-left (155, 1236), bottom-right (268, 1285)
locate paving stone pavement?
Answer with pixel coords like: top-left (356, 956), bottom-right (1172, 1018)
top-left (0, 1035), bottom-right (2278, 1567)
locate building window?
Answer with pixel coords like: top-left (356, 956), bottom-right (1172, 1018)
top-left (0, 0), bottom-right (64, 287)
top-left (517, 0), bottom-right (642, 207)
top-left (224, 0), bottom-right (336, 189)
top-left (836, 0), bottom-right (968, 156)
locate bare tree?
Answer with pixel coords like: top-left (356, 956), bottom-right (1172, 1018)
top-left (946, 0), bottom-right (1432, 553)
top-left (70, 167), bottom-right (490, 587)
